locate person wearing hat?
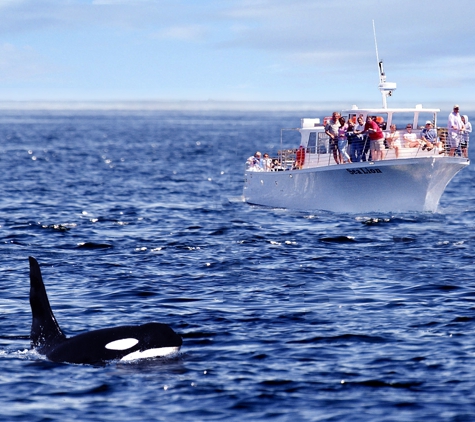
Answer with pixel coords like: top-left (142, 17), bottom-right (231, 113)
top-left (421, 121), bottom-right (440, 151)
top-left (447, 105), bottom-right (465, 156)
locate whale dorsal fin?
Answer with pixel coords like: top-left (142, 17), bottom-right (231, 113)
top-left (29, 256), bottom-right (66, 351)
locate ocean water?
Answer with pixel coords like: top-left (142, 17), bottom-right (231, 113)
top-left (1, 109), bottom-right (475, 421)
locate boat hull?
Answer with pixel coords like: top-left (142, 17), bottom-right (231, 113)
top-left (243, 157), bottom-right (469, 213)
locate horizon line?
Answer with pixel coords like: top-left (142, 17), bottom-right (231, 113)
top-left (0, 99), bottom-right (472, 112)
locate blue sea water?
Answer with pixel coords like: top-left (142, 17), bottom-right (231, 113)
top-left (1, 108), bottom-right (475, 421)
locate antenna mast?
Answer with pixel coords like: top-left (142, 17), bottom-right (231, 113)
top-left (372, 20), bottom-right (396, 108)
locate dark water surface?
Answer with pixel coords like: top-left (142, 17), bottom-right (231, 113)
top-left (1, 110), bottom-right (475, 421)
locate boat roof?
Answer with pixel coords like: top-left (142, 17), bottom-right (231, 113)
top-left (342, 105), bottom-right (440, 114)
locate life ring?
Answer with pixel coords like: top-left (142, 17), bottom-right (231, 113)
top-left (295, 146), bottom-right (305, 169)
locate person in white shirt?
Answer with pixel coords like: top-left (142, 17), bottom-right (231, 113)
top-left (447, 105), bottom-right (465, 156)
top-left (403, 124), bottom-right (420, 148)
top-left (246, 151), bottom-right (264, 171)
top-left (262, 153), bottom-right (272, 171)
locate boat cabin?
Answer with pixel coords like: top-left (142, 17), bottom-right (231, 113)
top-left (295, 105), bottom-right (449, 167)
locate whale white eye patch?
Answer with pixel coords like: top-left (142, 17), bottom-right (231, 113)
top-left (105, 338), bottom-right (139, 350)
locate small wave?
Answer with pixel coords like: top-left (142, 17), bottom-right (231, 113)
top-left (228, 196), bottom-right (245, 203)
top-left (166, 297), bottom-right (203, 303)
top-left (319, 236), bottom-right (356, 243)
top-left (181, 331), bottom-right (216, 339)
top-left (359, 217), bottom-right (392, 225)
top-left (0, 335), bottom-right (29, 340)
top-left (41, 223), bottom-right (75, 232)
top-left (0, 348), bottom-right (42, 361)
top-left (77, 242), bottom-right (113, 249)
top-left (450, 316), bottom-right (474, 323)
top-left (287, 333), bottom-right (388, 344)
top-left (393, 236), bottom-right (416, 242)
top-left (349, 379), bottom-right (423, 389)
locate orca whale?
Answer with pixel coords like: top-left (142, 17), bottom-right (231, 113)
top-left (28, 256), bottom-right (182, 365)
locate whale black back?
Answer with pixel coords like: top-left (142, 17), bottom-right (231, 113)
top-left (28, 256), bottom-right (182, 364)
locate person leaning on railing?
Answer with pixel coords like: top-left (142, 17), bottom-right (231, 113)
top-left (364, 116), bottom-right (385, 161)
top-left (325, 112), bottom-right (342, 165)
top-left (337, 117), bottom-right (352, 164)
top-left (351, 115), bottom-right (367, 162)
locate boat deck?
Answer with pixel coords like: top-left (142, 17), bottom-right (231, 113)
top-left (247, 127), bottom-right (468, 172)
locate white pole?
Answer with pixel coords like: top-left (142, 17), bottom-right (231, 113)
top-left (373, 20), bottom-right (388, 108)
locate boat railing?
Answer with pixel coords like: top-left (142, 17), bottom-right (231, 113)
top-left (278, 149), bottom-right (298, 170)
top-left (245, 126), bottom-right (468, 172)
top-left (300, 127), bottom-right (468, 168)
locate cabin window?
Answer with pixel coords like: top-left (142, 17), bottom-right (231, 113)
top-left (317, 132), bottom-right (329, 154)
top-left (307, 132), bottom-right (316, 153)
top-left (415, 112), bottom-right (437, 129)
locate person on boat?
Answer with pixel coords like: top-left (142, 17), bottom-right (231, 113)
top-left (262, 153), bottom-right (272, 171)
top-left (337, 117), bottom-right (352, 164)
top-left (385, 124), bottom-right (401, 158)
top-left (293, 146), bottom-right (306, 169)
top-left (420, 121), bottom-right (440, 151)
top-left (447, 105), bottom-right (465, 156)
top-left (350, 115), bottom-right (367, 162)
top-left (375, 115), bottom-right (387, 130)
top-left (346, 118), bottom-right (355, 161)
top-left (364, 116), bottom-right (384, 161)
top-left (324, 112), bottom-right (342, 164)
top-left (271, 158), bottom-right (283, 171)
top-left (403, 124), bottom-right (421, 148)
top-left (247, 151), bottom-right (264, 171)
top-left (460, 115), bottom-right (471, 158)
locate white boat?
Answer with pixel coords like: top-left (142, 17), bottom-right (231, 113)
top-left (243, 60), bottom-right (469, 213)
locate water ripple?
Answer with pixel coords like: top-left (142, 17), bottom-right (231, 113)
top-left (0, 110), bottom-right (475, 421)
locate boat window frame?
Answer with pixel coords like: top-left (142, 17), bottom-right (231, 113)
top-left (346, 112), bottom-right (389, 130)
top-left (413, 111), bottom-right (438, 129)
top-left (317, 131), bottom-right (330, 154)
top-left (307, 132), bottom-right (317, 153)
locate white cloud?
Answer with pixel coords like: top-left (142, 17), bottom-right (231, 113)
top-left (0, 43), bottom-right (59, 81)
top-left (153, 25), bottom-right (208, 42)
top-left (289, 50), bottom-right (370, 65)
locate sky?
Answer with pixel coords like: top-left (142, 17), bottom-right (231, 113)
top-left (0, 0), bottom-right (474, 109)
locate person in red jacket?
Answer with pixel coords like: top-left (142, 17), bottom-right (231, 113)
top-left (364, 116), bottom-right (385, 161)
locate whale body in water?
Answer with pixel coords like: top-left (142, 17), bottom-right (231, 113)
top-left (28, 256), bottom-right (182, 365)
